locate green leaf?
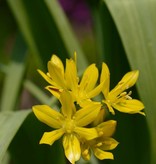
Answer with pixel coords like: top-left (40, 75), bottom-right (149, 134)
top-left (0, 109), bottom-right (31, 163)
top-left (0, 0), bottom-right (16, 61)
top-left (7, 0), bottom-right (88, 70)
top-left (0, 34), bottom-right (27, 111)
top-left (24, 80), bottom-right (57, 106)
top-left (1, 151), bottom-right (11, 164)
top-left (103, 0), bottom-right (156, 163)
top-left (9, 112), bottom-right (66, 164)
top-left (6, 0), bottom-right (43, 67)
top-left (44, 0), bottom-right (88, 70)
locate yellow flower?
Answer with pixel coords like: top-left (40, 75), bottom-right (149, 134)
top-left (38, 52), bottom-right (104, 106)
top-left (81, 120), bottom-right (118, 161)
top-left (100, 62), bottom-right (145, 115)
top-left (32, 91), bottom-right (101, 164)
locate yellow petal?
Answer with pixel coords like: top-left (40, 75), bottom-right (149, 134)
top-left (74, 127), bottom-right (98, 140)
top-left (104, 101), bottom-right (115, 115)
top-left (74, 103), bottom-right (101, 126)
top-left (80, 64), bottom-right (98, 92)
top-left (81, 143), bottom-right (91, 161)
top-left (50, 54), bottom-right (64, 75)
top-left (48, 61), bottom-right (66, 88)
top-left (78, 99), bottom-right (92, 108)
top-left (32, 105), bottom-right (64, 128)
top-left (99, 137), bottom-right (119, 151)
top-left (40, 129), bottom-right (64, 145)
top-left (87, 80), bottom-right (105, 98)
top-left (93, 108), bottom-right (106, 126)
top-left (46, 86), bottom-right (62, 99)
top-left (59, 91), bottom-right (74, 118)
top-left (65, 58), bottom-right (78, 91)
top-left (63, 134), bottom-right (81, 164)
top-left (112, 99), bottom-right (145, 114)
top-left (109, 70), bottom-right (139, 98)
top-left (37, 69), bottom-right (56, 86)
top-left (93, 148), bottom-right (114, 160)
top-left (96, 120), bottom-right (117, 137)
top-left (100, 62), bottom-right (110, 97)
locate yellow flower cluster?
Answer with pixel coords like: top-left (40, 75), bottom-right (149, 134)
top-left (32, 52), bottom-right (145, 164)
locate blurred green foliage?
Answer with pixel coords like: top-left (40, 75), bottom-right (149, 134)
top-left (0, 0), bottom-right (156, 164)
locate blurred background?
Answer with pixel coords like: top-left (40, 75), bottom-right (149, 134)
top-left (0, 0), bottom-right (156, 164)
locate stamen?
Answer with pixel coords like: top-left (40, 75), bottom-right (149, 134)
top-left (72, 116), bottom-right (76, 120)
top-left (119, 92), bottom-right (127, 97)
top-left (126, 95), bottom-right (132, 100)
top-left (128, 91), bottom-right (132, 95)
top-left (96, 142), bottom-right (103, 147)
top-left (125, 91), bottom-right (132, 99)
top-left (126, 85), bottom-right (129, 89)
top-left (98, 131), bottom-right (104, 136)
top-left (83, 149), bottom-right (89, 156)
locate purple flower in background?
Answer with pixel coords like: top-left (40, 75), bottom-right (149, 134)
top-left (59, 0), bottom-right (92, 26)
top-left (59, 0), bottom-right (95, 59)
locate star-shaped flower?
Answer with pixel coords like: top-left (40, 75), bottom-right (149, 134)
top-left (100, 62), bottom-right (145, 115)
top-left (38, 53), bottom-right (104, 106)
top-left (81, 120), bottom-right (118, 161)
top-left (32, 91), bottom-right (101, 164)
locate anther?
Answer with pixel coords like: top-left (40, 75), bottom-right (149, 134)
top-left (72, 116), bottom-right (76, 120)
top-left (96, 142), bottom-right (103, 147)
top-left (120, 92), bottom-right (127, 97)
top-left (126, 85), bottom-right (129, 89)
top-left (83, 149), bottom-right (89, 155)
top-left (98, 131), bottom-right (104, 136)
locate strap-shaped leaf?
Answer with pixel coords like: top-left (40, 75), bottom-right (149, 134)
top-left (104, 0), bottom-right (156, 163)
top-left (44, 0), bottom-right (88, 70)
top-left (0, 34), bottom-right (27, 112)
top-left (7, 0), bottom-right (42, 66)
top-left (0, 110), bottom-right (31, 163)
top-left (7, 0), bottom-right (88, 70)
